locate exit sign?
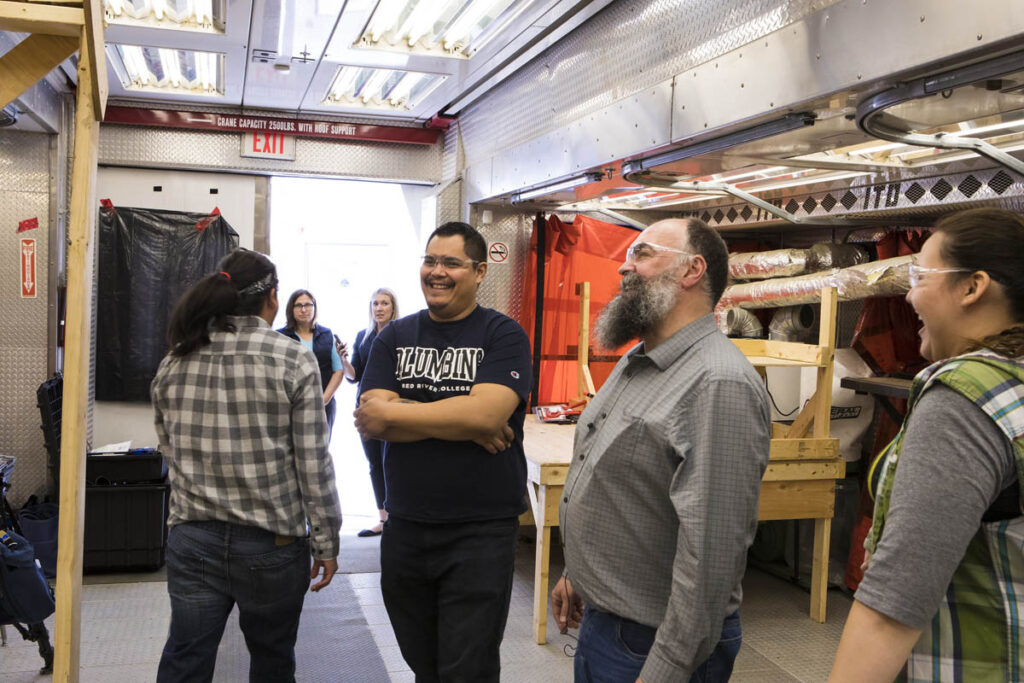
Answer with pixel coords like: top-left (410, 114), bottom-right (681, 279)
top-left (240, 131), bottom-right (296, 160)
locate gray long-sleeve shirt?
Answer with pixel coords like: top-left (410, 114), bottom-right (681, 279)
top-left (560, 314), bottom-right (770, 683)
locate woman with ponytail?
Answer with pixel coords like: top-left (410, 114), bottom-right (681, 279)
top-left (831, 209), bottom-right (1024, 681)
top-left (152, 248), bottom-right (342, 682)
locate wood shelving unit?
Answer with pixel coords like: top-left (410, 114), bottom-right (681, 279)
top-left (732, 286), bottom-right (844, 623)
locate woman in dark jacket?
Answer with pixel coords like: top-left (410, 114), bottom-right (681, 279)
top-left (277, 289), bottom-right (344, 436)
top-left (347, 288), bottom-right (399, 537)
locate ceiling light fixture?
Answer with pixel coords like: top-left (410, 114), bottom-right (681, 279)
top-left (325, 65), bottom-right (446, 110)
top-left (112, 44), bottom-right (223, 95)
top-left (103, 0), bottom-right (224, 33)
top-left (511, 172), bottom-right (604, 203)
top-left (357, 0), bottom-right (529, 58)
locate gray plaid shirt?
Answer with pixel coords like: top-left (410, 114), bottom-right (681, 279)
top-left (560, 314), bottom-right (770, 683)
top-left (152, 315), bottom-right (342, 560)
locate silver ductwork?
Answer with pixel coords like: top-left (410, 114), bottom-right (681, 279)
top-left (729, 243), bottom-right (869, 281)
top-left (769, 305), bottom-right (817, 342)
top-left (719, 255), bottom-right (912, 310)
top-left (722, 307), bottom-right (764, 338)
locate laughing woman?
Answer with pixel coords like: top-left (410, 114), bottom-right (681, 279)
top-left (278, 290), bottom-right (345, 437)
top-left (830, 208), bottom-right (1024, 681)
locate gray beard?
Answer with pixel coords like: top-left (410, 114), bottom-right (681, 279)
top-left (595, 269), bottom-right (680, 350)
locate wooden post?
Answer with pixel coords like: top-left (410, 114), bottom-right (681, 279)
top-left (575, 282), bottom-right (595, 399)
top-left (53, 27), bottom-right (99, 683)
top-left (814, 287), bottom-right (838, 438)
top-left (532, 485), bottom-right (552, 644)
top-left (810, 518), bottom-right (832, 622)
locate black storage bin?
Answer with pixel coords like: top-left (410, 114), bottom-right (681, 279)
top-left (84, 483), bottom-right (169, 573)
top-left (86, 451), bottom-right (167, 486)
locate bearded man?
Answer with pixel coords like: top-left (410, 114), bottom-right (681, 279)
top-left (552, 218), bottom-right (771, 683)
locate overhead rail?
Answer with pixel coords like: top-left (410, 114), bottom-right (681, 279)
top-left (623, 113), bottom-right (816, 175)
top-left (856, 49), bottom-right (1024, 178)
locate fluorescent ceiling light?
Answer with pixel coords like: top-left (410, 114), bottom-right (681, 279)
top-left (325, 66), bottom-right (445, 111)
top-left (112, 44), bottom-right (224, 95)
top-left (717, 165), bottom-right (788, 183)
top-left (103, 0), bottom-right (224, 33)
top-left (356, 0), bottom-right (530, 58)
top-left (512, 173), bottom-right (604, 203)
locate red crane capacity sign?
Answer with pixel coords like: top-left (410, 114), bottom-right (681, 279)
top-left (21, 238), bottom-right (36, 298)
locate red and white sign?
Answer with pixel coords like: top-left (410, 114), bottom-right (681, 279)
top-left (20, 238), bottom-right (36, 298)
top-left (488, 242), bottom-right (509, 263)
top-left (241, 131), bottom-right (296, 160)
top-left (103, 106), bottom-right (441, 145)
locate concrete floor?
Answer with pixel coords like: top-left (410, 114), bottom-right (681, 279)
top-left (0, 514), bottom-right (851, 682)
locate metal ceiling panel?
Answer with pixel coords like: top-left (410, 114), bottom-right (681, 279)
top-left (243, 0), bottom-right (345, 110)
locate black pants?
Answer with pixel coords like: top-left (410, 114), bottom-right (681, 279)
top-left (381, 516), bottom-right (518, 683)
top-left (361, 437), bottom-right (386, 509)
top-left (324, 398), bottom-right (336, 438)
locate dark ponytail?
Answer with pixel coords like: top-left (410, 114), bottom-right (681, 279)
top-left (167, 248), bottom-right (278, 356)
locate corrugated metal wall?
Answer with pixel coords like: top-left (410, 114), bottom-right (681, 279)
top-left (457, 0), bottom-right (838, 169)
top-left (0, 131), bottom-right (53, 505)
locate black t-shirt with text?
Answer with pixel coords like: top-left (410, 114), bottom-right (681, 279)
top-left (360, 306), bottom-right (532, 522)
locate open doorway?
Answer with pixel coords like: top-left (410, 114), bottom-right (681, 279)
top-left (268, 176), bottom-right (435, 532)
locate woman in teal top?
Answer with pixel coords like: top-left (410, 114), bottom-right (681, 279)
top-left (277, 289), bottom-right (345, 436)
top-left (831, 209), bottom-right (1024, 681)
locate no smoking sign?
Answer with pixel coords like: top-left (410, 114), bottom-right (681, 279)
top-left (488, 242), bottom-right (509, 263)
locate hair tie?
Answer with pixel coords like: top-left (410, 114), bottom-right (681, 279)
top-left (219, 271), bottom-right (232, 281)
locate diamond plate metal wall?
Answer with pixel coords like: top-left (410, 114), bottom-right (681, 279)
top-left (476, 210), bottom-right (532, 320)
top-left (662, 162), bottom-right (1024, 231)
top-left (458, 0), bottom-right (838, 168)
top-left (98, 125), bottom-right (442, 184)
top-left (0, 131), bottom-right (52, 505)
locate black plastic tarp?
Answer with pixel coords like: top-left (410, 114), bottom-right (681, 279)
top-left (96, 206), bottom-right (239, 401)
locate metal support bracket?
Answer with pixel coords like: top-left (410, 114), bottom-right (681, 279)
top-left (622, 171), bottom-right (872, 227)
top-left (857, 48), bottom-right (1024, 178)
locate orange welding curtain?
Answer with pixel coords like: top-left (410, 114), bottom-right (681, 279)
top-left (519, 215), bottom-right (638, 405)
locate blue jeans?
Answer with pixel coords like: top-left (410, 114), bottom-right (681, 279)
top-left (380, 516), bottom-right (519, 682)
top-left (574, 605), bottom-right (742, 683)
top-left (157, 521), bottom-right (311, 683)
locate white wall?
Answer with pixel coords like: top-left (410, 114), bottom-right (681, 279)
top-left (92, 168), bottom-right (256, 448)
top-left (268, 177), bottom-right (435, 349)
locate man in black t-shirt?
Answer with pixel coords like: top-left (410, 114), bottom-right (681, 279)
top-left (355, 221), bottom-right (532, 682)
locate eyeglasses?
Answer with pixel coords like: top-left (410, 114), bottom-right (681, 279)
top-left (421, 255), bottom-right (479, 271)
top-left (625, 241), bottom-right (691, 263)
top-left (907, 258), bottom-right (973, 287)
top-left (293, 303), bottom-right (315, 310)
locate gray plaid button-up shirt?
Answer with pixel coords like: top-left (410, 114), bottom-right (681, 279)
top-left (560, 314), bottom-right (770, 683)
top-left (152, 315), bottom-right (342, 560)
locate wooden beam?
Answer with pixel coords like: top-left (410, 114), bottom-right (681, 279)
top-left (731, 338), bottom-right (824, 366)
top-left (769, 436), bottom-right (840, 461)
top-left (0, 0), bottom-right (84, 36)
top-left (757, 480), bottom-right (836, 521)
top-left (813, 287), bottom-right (838, 439)
top-left (575, 281), bottom-right (593, 399)
top-left (762, 460), bottom-right (845, 482)
top-left (0, 33), bottom-right (78, 110)
top-left (810, 518), bottom-right (832, 622)
top-left (787, 389), bottom-right (817, 439)
top-left (53, 26), bottom-right (99, 683)
top-left (82, 0), bottom-right (107, 118)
